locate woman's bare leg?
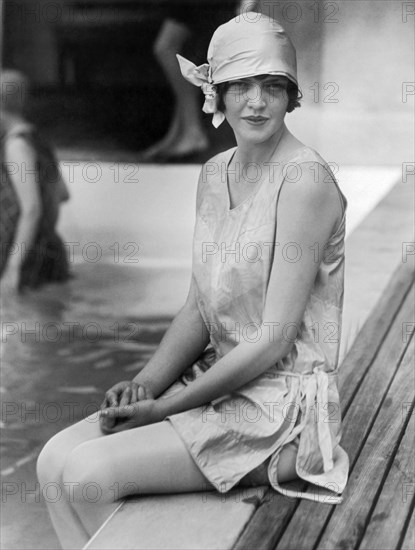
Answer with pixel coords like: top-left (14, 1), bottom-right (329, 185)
top-left (62, 420), bottom-right (216, 538)
top-left (37, 416), bottom-right (216, 549)
top-left (141, 19), bottom-right (208, 159)
top-left (64, 420), bottom-right (299, 537)
top-left (38, 414), bottom-right (298, 549)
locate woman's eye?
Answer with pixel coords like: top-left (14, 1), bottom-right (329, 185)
top-left (229, 82), bottom-right (248, 90)
top-left (227, 82), bottom-right (249, 97)
top-left (264, 83), bottom-right (284, 92)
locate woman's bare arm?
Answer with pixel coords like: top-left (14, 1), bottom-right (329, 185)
top-left (103, 167), bottom-right (210, 406)
top-left (132, 275), bottom-right (210, 398)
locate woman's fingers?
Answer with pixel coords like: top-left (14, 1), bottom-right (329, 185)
top-left (99, 410), bottom-right (116, 432)
top-left (137, 386), bottom-right (146, 400)
top-left (106, 390), bottom-right (119, 407)
top-left (131, 384), bottom-right (138, 403)
top-left (101, 381), bottom-right (143, 415)
top-left (119, 387), bottom-right (132, 406)
top-left (99, 405), bottom-right (136, 434)
top-left (101, 405), bottom-right (135, 421)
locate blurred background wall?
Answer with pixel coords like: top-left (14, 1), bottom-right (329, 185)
top-left (1, 0), bottom-right (414, 164)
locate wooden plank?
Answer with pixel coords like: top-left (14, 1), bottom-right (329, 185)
top-left (84, 486), bottom-right (268, 550)
top-left (232, 489), bottom-right (301, 550)
top-left (358, 409), bottom-right (414, 550)
top-left (234, 277), bottom-right (414, 550)
top-left (338, 260), bottom-right (414, 415)
top-left (400, 507), bottom-right (415, 550)
top-left (315, 336), bottom-right (414, 550)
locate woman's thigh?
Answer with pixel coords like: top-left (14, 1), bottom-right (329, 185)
top-left (63, 419), bottom-right (216, 500)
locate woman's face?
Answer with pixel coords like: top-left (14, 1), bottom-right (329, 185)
top-left (223, 75), bottom-right (289, 145)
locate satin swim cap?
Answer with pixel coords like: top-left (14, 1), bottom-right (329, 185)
top-left (177, 12), bottom-right (298, 127)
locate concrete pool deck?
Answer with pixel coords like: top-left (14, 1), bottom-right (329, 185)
top-left (1, 165), bottom-right (413, 549)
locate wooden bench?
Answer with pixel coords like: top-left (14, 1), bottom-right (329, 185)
top-left (84, 260), bottom-right (414, 550)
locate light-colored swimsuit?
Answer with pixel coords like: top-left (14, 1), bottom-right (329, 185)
top-left (165, 145), bottom-right (350, 504)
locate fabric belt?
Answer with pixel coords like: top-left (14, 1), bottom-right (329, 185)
top-left (270, 367), bottom-right (344, 504)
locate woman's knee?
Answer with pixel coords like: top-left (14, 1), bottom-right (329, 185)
top-left (37, 430), bottom-right (71, 486)
top-left (62, 442), bottom-right (116, 505)
top-left (37, 416), bottom-right (101, 487)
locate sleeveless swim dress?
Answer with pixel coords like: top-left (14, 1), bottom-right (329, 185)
top-left (164, 145), bottom-right (350, 504)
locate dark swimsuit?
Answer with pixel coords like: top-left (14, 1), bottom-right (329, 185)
top-left (0, 125), bottom-right (71, 290)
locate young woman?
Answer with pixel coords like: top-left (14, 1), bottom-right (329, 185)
top-left (37, 13), bottom-right (349, 549)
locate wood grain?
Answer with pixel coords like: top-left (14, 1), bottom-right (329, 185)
top-left (359, 408), bottom-right (415, 550)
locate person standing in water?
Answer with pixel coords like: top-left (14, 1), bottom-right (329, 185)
top-left (0, 70), bottom-right (70, 293)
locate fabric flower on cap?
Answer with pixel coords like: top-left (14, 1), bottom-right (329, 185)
top-left (176, 55), bottom-right (225, 128)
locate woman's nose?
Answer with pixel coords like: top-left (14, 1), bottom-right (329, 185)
top-left (245, 84), bottom-right (266, 107)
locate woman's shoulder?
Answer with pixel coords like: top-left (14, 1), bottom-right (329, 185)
top-left (280, 145), bottom-right (330, 167)
top-left (279, 145), bottom-right (347, 224)
top-left (280, 145), bottom-right (339, 187)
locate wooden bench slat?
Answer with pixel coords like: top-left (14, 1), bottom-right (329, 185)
top-left (234, 271), bottom-right (414, 550)
top-left (315, 335), bottom-right (414, 550)
top-left (358, 409), bottom-right (414, 550)
top-left (232, 490), bottom-right (300, 550)
top-left (338, 261), bottom-right (414, 416)
top-left (400, 507), bottom-right (415, 550)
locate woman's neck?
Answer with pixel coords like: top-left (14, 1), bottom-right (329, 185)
top-left (234, 125), bottom-right (303, 166)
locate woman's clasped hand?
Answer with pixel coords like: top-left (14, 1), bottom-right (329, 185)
top-left (99, 380), bottom-right (160, 434)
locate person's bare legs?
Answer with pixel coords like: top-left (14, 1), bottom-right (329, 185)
top-left (65, 421), bottom-right (299, 537)
top-left (37, 416), bottom-right (216, 549)
top-left (141, 19), bottom-right (209, 160)
top-left (62, 420), bottom-right (218, 539)
top-left (38, 415), bottom-right (299, 549)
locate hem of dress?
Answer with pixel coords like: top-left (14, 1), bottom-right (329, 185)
top-left (167, 414), bottom-right (344, 504)
top-left (165, 415), bottom-right (287, 493)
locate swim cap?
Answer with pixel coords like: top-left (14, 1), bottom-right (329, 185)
top-left (177, 12), bottom-right (298, 127)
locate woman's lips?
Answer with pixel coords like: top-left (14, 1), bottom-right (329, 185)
top-left (242, 116), bottom-right (269, 124)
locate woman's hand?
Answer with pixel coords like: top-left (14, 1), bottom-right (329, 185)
top-left (100, 380), bottom-right (154, 410)
top-left (99, 399), bottom-right (163, 434)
